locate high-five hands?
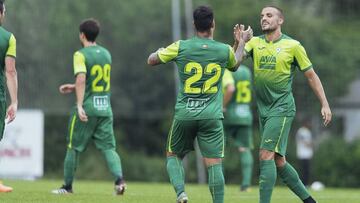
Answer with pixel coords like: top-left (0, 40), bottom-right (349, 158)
top-left (233, 24), bottom-right (253, 43)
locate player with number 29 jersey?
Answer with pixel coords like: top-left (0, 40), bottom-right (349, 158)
top-left (73, 45), bottom-right (112, 117)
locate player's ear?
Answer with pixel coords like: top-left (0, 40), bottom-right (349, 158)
top-left (79, 32), bottom-right (85, 40)
top-left (211, 19), bottom-right (215, 29)
top-left (278, 17), bottom-right (284, 25)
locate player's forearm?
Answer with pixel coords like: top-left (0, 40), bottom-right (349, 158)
top-left (75, 74), bottom-right (86, 107)
top-left (233, 41), bottom-right (239, 52)
top-left (69, 84), bottom-right (76, 92)
top-left (147, 52), bottom-right (159, 65)
top-left (147, 48), bottom-right (164, 66)
top-left (223, 85), bottom-right (235, 108)
top-left (307, 72), bottom-right (329, 108)
top-left (223, 92), bottom-right (232, 109)
top-left (234, 40), bottom-right (246, 70)
top-left (5, 58), bottom-right (18, 105)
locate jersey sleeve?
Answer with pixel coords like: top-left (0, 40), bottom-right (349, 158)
top-left (294, 43), bottom-right (313, 72)
top-left (157, 41), bottom-right (180, 63)
top-left (73, 51), bottom-right (86, 75)
top-left (225, 45), bottom-right (237, 71)
top-left (222, 69), bottom-right (235, 88)
top-left (6, 34), bottom-right (16, 58)
top-left (244, 37), bottom-right (255, 58)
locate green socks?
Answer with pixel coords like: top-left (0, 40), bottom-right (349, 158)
top-left (102, 149), bottom-right (123, 180)
top-left (167, 156), bottom-right (225, 203)
top-left (259, 160), bottom-right (277, 203)
top-left (278, 163), bottom-right (310, 200)
top-left (240, 150), bottom-right (253, 187)
top-left (64, 149), bottom-right (79, 187)
top-left (166, 156), bottom-right (185, 197)
top-left (64, 149), bottom-right (123, 187)
top-left (259, 160), bottom-right (313, 202)
top-left (208, 163), bottom-right (225, 203)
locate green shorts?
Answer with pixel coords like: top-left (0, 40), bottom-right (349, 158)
top-left (0, 102), bottom-right (5, 141)
top-left (224, 125), bottom-right (253, 149)
top-left (66, 109), bottom-right (116, 152)
top-left (166, 119), bottom-right (225, 158)
top-left (259, 116), bottom-right (294, 156)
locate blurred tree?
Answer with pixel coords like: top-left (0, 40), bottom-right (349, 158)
top-left (2, 0), bottom-right (359, 183)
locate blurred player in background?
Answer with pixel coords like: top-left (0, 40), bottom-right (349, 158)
top-left (222, 65), bottom-right (253, 192)
top-left (234, 5), bottom-right (332, 203)
top-left (296, 118), bottom-right (314, 186)
top-left (0, 0), bottom-right (18, 193)
top-left (148, 5), bottom-right (252, 203)
top-left (52, 18), bottom-right (126, 195)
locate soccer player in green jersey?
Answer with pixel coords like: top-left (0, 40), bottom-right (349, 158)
top-left (52, 19), bottom-right (126, 195)
top-left (222, 65), bottom-right (254, 192)
top-left (147, 6), bottom-right (252, 203)
top-left (0, 0), bottom-right (18, 193)
top-left (234, 6), bottom-right (332, 203)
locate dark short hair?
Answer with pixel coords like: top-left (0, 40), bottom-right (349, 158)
top-left (79, 18), bottom-right (100, 42)
top-left (263, 5), bottom-right (284, 18)
top-left (0, 0), bottom-right (5, 15)
top-left (193, 6), bottom-right (214, 32)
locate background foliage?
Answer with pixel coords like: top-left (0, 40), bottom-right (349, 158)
top-left (3, 0), bottom-right (360, 187)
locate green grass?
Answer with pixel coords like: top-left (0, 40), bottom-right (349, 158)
top-left (0, 179), bottom-right (359, 203)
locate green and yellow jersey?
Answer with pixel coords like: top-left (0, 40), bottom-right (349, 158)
top-left (73, 45), bottom-right (112, 117)
top-left (222, 65), bottom-right (253, 125)
top-left (245, 34), bottom-right (312, 117)
top-left (158, 36), bottom-right (237, 120)
top-left (0, 27), bottom-right (16, 101)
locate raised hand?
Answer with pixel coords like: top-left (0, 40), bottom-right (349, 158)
top-left (241, 26), bottom-right (253, 42)
top-left (234, 24), bottom-right (253, 43)
top-left (233, 24), bottom-right (241, 43)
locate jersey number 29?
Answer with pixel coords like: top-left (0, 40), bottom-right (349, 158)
top-left (91, 64), bottom-right (111, 92)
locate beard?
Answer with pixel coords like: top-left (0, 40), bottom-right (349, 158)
top-left (262, 26), bottom-right (277, 34)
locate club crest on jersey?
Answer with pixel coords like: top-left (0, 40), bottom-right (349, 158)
top-left (202, 44), bottom-right (208, 49)
top-left (276, 47), bottom-right (281, 53)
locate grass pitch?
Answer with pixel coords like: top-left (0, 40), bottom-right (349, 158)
top-left (1, 179), bottom-right (359, 203)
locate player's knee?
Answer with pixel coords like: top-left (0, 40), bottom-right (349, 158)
top-left (238, 147), bottom-right (247, 152)
top-left (275, 155), bottom-right (286, 167)
top-left (259, 149), bottom-right (274, 161)
top-left (166, 151), bottom-right (178, 157)
top-left (204, 157), bottom-right (222, 167)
